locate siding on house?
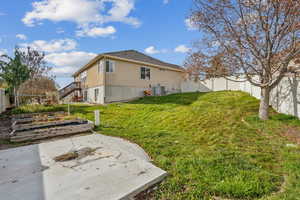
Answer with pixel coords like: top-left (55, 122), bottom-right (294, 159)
top-left (75, 57), bottom-right (185, 104)
top-left (75, 62), bottom-right (105, 89)
top-left (105, 59), bottom-right (183, 90)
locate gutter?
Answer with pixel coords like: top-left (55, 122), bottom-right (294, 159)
top-left (73, 55), bottom-right (186, 78)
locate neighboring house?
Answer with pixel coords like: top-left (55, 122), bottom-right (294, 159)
top-left (60, 50), bottom-right (186, 104)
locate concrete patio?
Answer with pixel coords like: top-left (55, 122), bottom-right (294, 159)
top-left (0, 134), bottom-right (167, 200)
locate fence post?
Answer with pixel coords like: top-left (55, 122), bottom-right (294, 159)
top-left (94, 110), bottom-right (100, 126)
top-left (68, 104), bottom-right (70, 116)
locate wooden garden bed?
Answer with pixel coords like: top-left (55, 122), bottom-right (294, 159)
top-left (12, 119), bottom-right (87, 131)
top-left (12, 115), bottom-right (66, 124)
top-left (10, 112), bottom-right (94, 143)
top-left (11, 111), bottom-right (66, 120)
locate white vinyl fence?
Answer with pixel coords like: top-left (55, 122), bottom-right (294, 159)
top-left (0, 89), bottom-right (10, 114)
top-left (181, 76), bottom-right (300, 118)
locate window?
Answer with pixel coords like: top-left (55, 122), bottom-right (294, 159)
top-left (94, 89), bottom-right (99, 102)
top-left (105, 60), bottom-right (115, 73)
top-left (98, 61), bottom-right (104, 73)
top-left (84, 91), bottom-right (88, 102)
top-left (141, 67), bottom-right (150, 80)
top-left (81, 77), bottom-right (87, 84)
top-left (81, 71), bottom-right (87, 79)
top-left (81, 71), bottom-right (87, 83)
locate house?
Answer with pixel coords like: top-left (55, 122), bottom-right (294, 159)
top-left (60, 50), bottom-right (186, 104)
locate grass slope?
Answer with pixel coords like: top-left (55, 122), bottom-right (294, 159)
top-left (13, 91), bottom-right (300, 200)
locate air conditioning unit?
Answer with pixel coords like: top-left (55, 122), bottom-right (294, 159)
top-left (152, 85), bottom-right (166, 96)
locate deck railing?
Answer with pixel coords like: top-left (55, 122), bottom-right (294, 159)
top-left (59, 82), bottom-right (81, 99)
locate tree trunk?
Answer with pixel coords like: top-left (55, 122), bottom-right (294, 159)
top-left (14, 87), bottom-right (20, 107)
top-left (259, 87), bottom-right (271, 120)
top-left (14, 87), bottom-right (18, 107)
top-left (16, 89), bottom-right (19, 107)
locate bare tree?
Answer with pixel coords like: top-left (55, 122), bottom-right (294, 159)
top-left (187, 0), bottom-right (300, 120)
top-left (20, 47), bottom-right (52, 78)
top-left (185, 52), bottom-right (231, 80)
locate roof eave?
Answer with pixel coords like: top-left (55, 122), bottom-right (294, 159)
top-left (72, 54), bottom-right (186, 77)
top-left (104, 55), bottom-right (186, 73)
top-left (72, 54), bottom-right (104, 77)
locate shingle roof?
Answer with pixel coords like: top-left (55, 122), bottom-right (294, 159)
top-left (73, 50), bottom-right (185, 77)
top-left (103, 50), bottom-right (183, 70)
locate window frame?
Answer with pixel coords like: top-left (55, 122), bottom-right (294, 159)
top-left (83, 90), bottom-right (88, 102)
top-left (94, 88), bottom-right (99, 102)
top-left (140, 66), bottom-right (151, 80)
top-left (105, 60), bottom-right (115, 73)
top-left (98, 60), bottom-right (104, 73)
top-left (80, 71), bottom-right (87, 81)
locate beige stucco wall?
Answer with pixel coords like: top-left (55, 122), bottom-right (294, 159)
top-left (75, 58), bottom-right (185, 90)
top-left (74, 57), bottom-right (185, 103)
top-left (105, 59), bottom-right (185, 92)
top-left (75, 62), bottom-right (105, 88)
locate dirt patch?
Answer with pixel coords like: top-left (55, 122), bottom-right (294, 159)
top-left (0, 117), bottom-right (12, 139)
top-left (54, 151), bottom-right (79, 162)
top-left (281, 126), bottom-right (300, 144)
top-left (54, 147), bottom-right (99, 162)
top-left (134, 184), bottom-right (159, 200)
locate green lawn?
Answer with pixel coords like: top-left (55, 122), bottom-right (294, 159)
top-left (12, 91), bottom-right (300, 200)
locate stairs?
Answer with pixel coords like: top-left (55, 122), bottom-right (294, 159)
top-left (59, 82), bottom-right (81, 100)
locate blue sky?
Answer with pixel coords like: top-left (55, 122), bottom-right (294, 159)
top-left (0, 0), bottom-right (199, 88)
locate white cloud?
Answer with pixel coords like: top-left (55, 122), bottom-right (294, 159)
top-left (0, 49), bottom-right (7, 56)
top-left (174, 45), bottom-right (190, 53)
top-left (21, 38), bottom-right (77, 53)
top-left (76, 26), bottom-right (116, 37)
top-left (22, 0), bottom-right (103, 26)
top-left (22, 0), bottom-right (140, 36)
top-left (185, 18), bottom-right (197, 31)
top-left (104, 0), bottom-right (140, 27)
top-left (144, 46), bottom-right (160, 54)
top-left (16, 34), bottom-right (27, 40)
top-left (163, 0), bottom-right (170, 4)
top-left (0, 12), bottom-right (6, 16)
top-left (45, 51), bottom-right (97, 74)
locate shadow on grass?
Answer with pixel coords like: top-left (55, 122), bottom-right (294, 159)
top-left (129, 92), bottom-right (208, 106)
top-left (70, 105), bottom-right (94, 115)
top-left (271, 113), bottom-right (299, 121)
top-left (246, 111), bottom-right (300, 129)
